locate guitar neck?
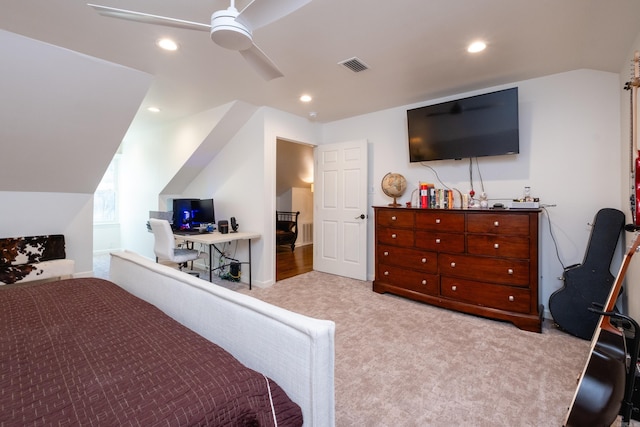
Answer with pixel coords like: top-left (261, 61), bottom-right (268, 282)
top-left (634, 64), bottom-right (638, 155)
top-left (599, 232), bottom-right (640, 333)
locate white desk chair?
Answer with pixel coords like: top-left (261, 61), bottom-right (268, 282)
top-left (149, 218), bottom-right (200, 277)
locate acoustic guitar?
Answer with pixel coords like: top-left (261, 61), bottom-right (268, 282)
top-left (563, 231), bottom-right (640, 426)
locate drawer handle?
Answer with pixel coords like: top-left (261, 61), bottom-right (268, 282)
top-left (435, 218), bottom-right (441, 224)
top-left (383, 251), bottom-right (389, 256)
top-left (508, 268), bottom-right (514, 275)
top-left (391, 216), bottom-right (397, 221)
top-left (391, 233), bottom-right (397, 239)
top-left (450, 262), bottom-right (456, 268)
top-left (422, 279), bottom-right (427, 285)
top-left (384, 271), bottom-right (389, 276)
top-left (435, 238), bottom-right (441, 244)
top-left (494, 221), bottom-right (500, 227)
top-left (451, 285), bottom-right (457, 291)
top-left (421, 257), bottom-right (427, 263)
top-left (508, 295), bottom-right (515, 302)
top-left (494, 243), bottom-right (499, 249)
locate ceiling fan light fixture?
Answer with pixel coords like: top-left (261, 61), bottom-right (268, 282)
top-left (210, 8), bottom-right (253, 51)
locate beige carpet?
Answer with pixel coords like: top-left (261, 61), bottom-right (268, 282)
top-left (238, 271), bottom-right (636, 427)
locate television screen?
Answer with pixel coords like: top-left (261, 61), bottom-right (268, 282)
top-left (192, 199), bottom-right (215, 225)
top-left (407, 87), bottom-right (519, 162)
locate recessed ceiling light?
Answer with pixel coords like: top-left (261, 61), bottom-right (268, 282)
top-left (147, 106), bottom-right (161, 113)
top-left (156, 38), bottom-right (178, 51)
top-left (467, 41), bottom-right (487, 53)
top-left (300, 94), bottom-right (312, 103)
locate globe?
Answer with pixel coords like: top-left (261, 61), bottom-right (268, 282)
top-left (381, 172), bottom-right (407, 207)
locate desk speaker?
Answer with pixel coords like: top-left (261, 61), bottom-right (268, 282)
top-left (218, 220), bottom-right (229, 234)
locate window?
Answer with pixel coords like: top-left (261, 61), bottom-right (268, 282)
top-left (94, 157), bottom-right (119, 223)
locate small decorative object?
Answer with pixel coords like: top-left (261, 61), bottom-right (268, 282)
top-left (381, 172), bottom-right (407, 207)
top-left (462, 194), bottom-right (469, 209)
top-left (479, 192), bottom-right (489, 208)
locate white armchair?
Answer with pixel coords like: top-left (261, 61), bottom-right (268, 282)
top-left (149, 218), bottom-right (201, 276)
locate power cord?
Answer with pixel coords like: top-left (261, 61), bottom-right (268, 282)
top-left (541, 206), bottom-right (566, 270)
top-left (212, 242), bottom-right (241, 282)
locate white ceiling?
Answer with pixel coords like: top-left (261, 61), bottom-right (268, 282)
top-left (3, 0), bottom-right (640, 138)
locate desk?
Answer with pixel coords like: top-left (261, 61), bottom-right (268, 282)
top-left (174, 231), bottom-right (260, 289)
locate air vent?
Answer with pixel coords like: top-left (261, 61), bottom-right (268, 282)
top-left (339, 57), bottom-right (369, 73)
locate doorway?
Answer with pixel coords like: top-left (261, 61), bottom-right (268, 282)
top-left (275, 139), bottom-right (314, 280)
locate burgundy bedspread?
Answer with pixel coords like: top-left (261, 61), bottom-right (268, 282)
top-left (0, 278), bottom-right (303, 426)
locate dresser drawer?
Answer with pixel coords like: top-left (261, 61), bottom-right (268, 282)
top-left (376, 226), bottom-right (414, 246)
top-left (377, 244), bottom-right (437, 273)
top-left (415, 211), bottom-right (465, 232)
top-left (467, 213), bottom-right (529, 235)
top-left (415, 231), bottom-right (465, 253)
top-left (440, 277), bottom-right (531, 313)
top-left (438, 254), bottom-right (529, 286)
top-left (467, 235), bottom-right (530, 259)
top-left (376, 209), bottom-right (415, 228)
top-left (376, 264), bottom-right (439, 296)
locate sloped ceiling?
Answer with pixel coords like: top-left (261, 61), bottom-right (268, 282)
top-left (0, 30), bottom-right (151, 193)
top-left (161, 101), bottom-right (259, 195)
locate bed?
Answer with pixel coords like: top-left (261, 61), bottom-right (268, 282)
top-left (0, 250), bottom-right (336, 426)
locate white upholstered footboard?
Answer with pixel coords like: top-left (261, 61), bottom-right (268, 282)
top-left (109, 250), bottom-right (335, 427)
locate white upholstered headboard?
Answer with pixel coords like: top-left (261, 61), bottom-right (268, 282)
top-left (109, 250), bottom-right (335, 427)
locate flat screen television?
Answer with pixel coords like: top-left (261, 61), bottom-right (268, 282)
top-left (407, 87), bottom-right (519, 162)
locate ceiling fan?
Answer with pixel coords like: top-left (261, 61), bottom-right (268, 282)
top-left (87, 0), bottom-right (312, 81)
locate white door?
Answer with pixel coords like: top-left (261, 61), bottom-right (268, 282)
top-left (314, 139), bottom-right (368, 280)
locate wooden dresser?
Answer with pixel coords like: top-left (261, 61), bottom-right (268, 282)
top-left (373, 206), bottom-right (542, 332)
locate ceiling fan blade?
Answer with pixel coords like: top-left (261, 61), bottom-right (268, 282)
top-left (239, 44), bottom-right (284, 81)
top-left (236, 0), bottom-right (312, 31)
top-left (87, 4), bottom-right (210, 32)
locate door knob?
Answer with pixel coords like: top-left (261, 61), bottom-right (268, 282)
top-left (355, 214), bottom-right (366, 219)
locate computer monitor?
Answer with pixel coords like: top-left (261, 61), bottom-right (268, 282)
top-left (192, 199), bottom-right (215, 226)
top-left (172, 198), bottom-right (198, 230)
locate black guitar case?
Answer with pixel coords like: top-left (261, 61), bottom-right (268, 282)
top-left (549, 208), bottom-right (625, 340)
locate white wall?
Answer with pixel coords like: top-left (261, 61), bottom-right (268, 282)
top-left (292, 187), bottom-right (314, 246)
top-left (0, 191), bottom-right (94, 277)
top-left (119, 106), bottom-right (233, 259)
top-left (170, 107), bottom-right (320, 287)
top-left (93, 223), bottom-right (121, 255)
top-left (321, 69), bottom-right (621, 318)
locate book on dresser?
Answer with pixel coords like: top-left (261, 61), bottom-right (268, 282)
top-left (373, 206), bottom-right (543, 332)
